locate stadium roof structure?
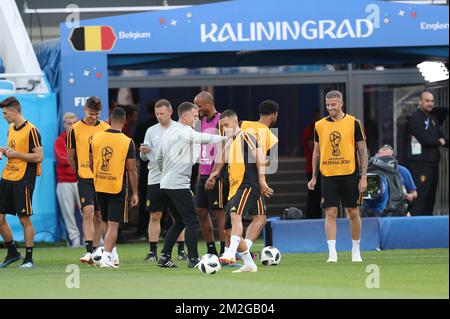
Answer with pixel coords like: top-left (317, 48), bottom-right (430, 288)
top-left (60, 0), bottom-right (449, 118)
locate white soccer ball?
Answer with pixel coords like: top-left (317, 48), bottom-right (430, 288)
top-left (92, 246), bottom-right (104, 265)
top-left (198, 253), bottom-right (221, 274)
top-left (260, 246), bottom-right (281, 266)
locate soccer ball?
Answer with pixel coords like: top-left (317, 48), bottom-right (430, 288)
top-left (260, 246), bottom-right (281, 266)
top-left (198, 253), bottom-right (221, 274)
top-left (92, 246), bottom-right (104, 265)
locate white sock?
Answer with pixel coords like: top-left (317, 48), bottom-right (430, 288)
top-left (352, 239), bottom-right (361, 253)
top-left (224, 247), bottom-right (230, 255)
top-left (244, 239), bottom-right (253, 251)
top-left (327, 240), bottom-right (337, 255)
top-left (229, 235), bottom-right (241, 256)
top-left (240, 250), bottom-right (256, 266)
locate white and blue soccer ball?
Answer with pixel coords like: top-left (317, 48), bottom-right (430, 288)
top-left (198, 253), bottom-right (221, 274)
top-left (260, 246), bottom-right (281, 266)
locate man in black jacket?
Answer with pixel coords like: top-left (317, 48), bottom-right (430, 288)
top-left (407, 91), bottom-right (448, 215)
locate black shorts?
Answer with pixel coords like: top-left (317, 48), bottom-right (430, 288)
top-left (145, 184), bottom-right (167, 213)
top-left (77, 178), bottom-right (99, 210)
top-left (96, 188), bottom-right (128, 223)
top-left (321, 172), bottom-right (362, 208)
top-left (195, 175), bottom-right (229, 210)
top-left (225, 186), bottom-right (266, 230)
top-left (0, 179), bottom-right (34, 216)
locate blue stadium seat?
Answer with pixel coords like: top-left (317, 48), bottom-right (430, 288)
top-left (0, 80), bottom-right (15, 94)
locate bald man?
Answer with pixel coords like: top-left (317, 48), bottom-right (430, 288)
top-left (407, 91), bottom-right (447, 215)
top-left (193, 91), bottom-right (228, 256)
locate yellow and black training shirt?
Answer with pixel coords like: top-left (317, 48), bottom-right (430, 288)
top-left (314, 114), bottom-right (366, 177)
top-left (90, 129), bottom-right (135, 194)
top-left (241, 120), bottom-right (278, 157)
top-left (2, 121), bottom-right (42, 184)
top-left (66, 119), bottom-right (110, 179)
top-left (228, 130), bottom-right (259, 200)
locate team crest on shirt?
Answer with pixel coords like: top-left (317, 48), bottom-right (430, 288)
top-left (81, 197), bottom-right (85, 203)
top-left (420, 175), bottom-right (427, 183)
top-left (9, 140), bottom-right (16, 149)
top-left (213, 201), bottom-right (218, 206)
top-left (6, 140), bottom-right (16, 163)
top-left (101, 146), bottom-right (113, 171)
top-left (230, 206), bottom-right (237, 212)
top-left (146, 200), bottom-right (150, 207)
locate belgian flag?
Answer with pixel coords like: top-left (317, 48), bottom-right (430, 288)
top-left (70, 26), bottom-right (116, 52)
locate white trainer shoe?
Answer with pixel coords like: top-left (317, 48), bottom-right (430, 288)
top-left (80, 252), bottom-right (94, 266)
top-left (99, 255), bottom-right (118, 269)
top-left (232, 264), bottom-right (258, 273)
top-left (352, 252), bottom-right (363, 262)
top-left (327, 253), bottom-right (338, 263)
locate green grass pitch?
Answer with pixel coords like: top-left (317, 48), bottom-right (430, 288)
top-left (0, 243), bottom-right (448, 299)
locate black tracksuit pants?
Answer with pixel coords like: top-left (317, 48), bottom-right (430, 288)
top-left (160, 189), bottom-right (199, 259)
top-left (409, 163), bottom-right (439, 215)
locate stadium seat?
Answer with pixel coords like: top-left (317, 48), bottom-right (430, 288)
top-left (0, 80), bottom-right (16, 94)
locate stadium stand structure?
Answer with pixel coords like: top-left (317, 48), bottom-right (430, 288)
top-left (0, 0), bottom-right (60, 242)
top-left (0, 0), bottom-right (49, 93)
top-left (266, 157), bottom-right (307, 215)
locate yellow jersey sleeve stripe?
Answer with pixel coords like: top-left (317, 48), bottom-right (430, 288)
top-left (356, 119), bottom-right (366, 140)
top-left (242, 132), bottom-right (256, 151)
top-left (31, 128), bottom-right (41, 148)
top-left (29, 129), bottom-right (38, 148)
top-left (34, 128), bottom-right (42, 147)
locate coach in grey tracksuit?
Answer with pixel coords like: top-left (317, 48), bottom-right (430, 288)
top-left (156, 102), bottom-right (228, 267)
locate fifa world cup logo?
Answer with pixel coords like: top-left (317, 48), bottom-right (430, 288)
top-left (329, 131), bottom-right (341, 157)
top-left (101, 146), bottom-right (113, 171)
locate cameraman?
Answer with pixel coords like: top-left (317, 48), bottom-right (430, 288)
top-left (363, 145), bottom-right (417, 216)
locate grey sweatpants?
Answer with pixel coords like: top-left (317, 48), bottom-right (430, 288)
top-left (56, 182), bottom-right (81, 247)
